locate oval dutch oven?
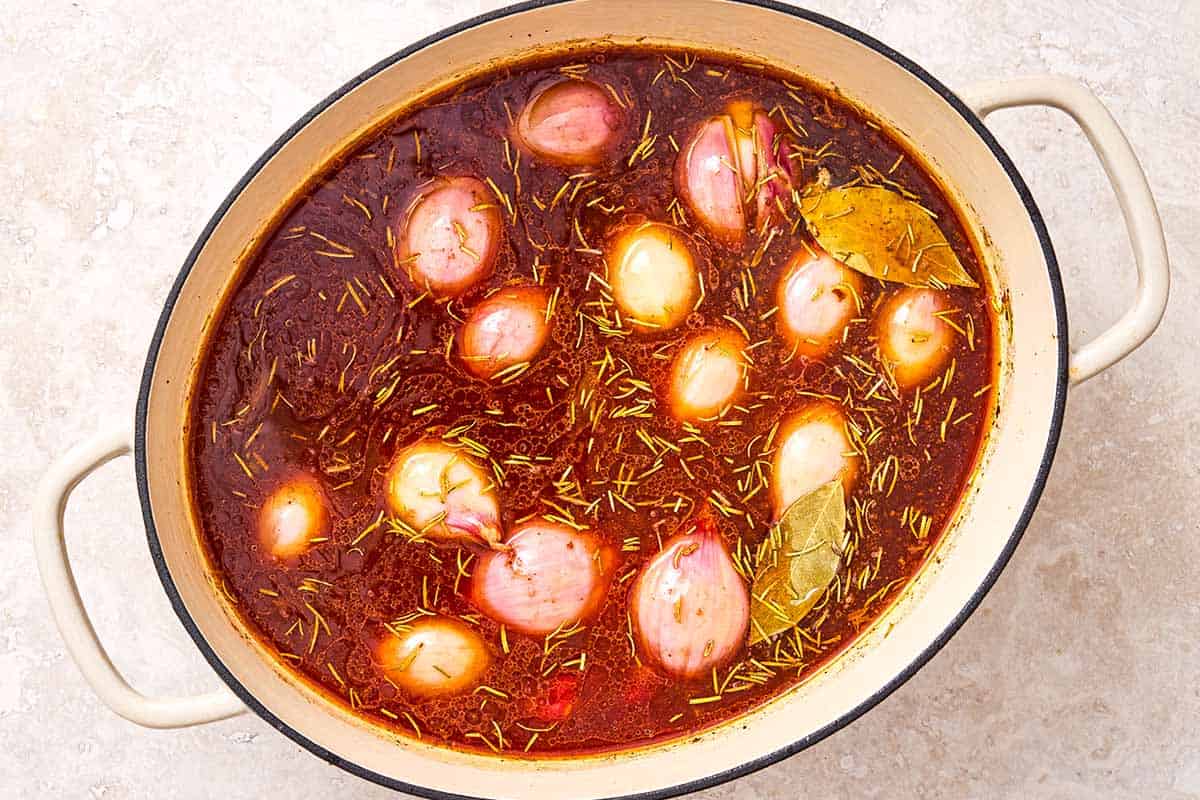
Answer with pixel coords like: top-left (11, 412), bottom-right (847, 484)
top-left (34, 2), bottom-right (1169, 798)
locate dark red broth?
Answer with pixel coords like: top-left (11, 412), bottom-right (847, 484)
top-left (189, 49), bottom-right (996, 755)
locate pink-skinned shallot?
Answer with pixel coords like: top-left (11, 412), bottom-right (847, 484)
top-left (630, 511), bottom-right (749, 680)
top-left (395, 176), bottom-right (501, 298)
top-left (384, 439), bottom-right (503, 549)
top-left (470, 519), bottom-right (616, 636)
top-left (675, 100), bottom-right (791, 246)
top-left (515, 78), bottom-right (624, 166)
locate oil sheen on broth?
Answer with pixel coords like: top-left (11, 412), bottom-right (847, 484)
top-left (190, 49), bottom-right (997, 756)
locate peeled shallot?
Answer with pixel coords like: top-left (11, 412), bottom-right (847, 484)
top-left (384, 439), bottom-right (503, 548)
top-left (471, 519), bottom-right (616, 636)
top-left (630, 512), bottom-right (749, 680)
top-left (675, 100), bottom-right (791, 245)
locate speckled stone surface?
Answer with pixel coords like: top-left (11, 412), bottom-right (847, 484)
top-left (2, 1), bottom-right (1196, 797)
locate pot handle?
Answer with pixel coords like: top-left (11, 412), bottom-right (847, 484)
top-left (33, 425), bottom-right (245, 728)
top-left (958, 76), bottom-right (1169, 385)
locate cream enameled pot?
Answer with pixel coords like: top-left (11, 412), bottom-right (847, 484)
top-left (34, 2), bottom-right (1169, 798)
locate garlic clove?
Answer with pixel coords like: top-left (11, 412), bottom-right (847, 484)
top-left (396, 176), bottom-right (501, 298)
top-left (459, 285), bottom-right (551, 380)
top-left (470, 519), bottom-right (616, 636)
top-left (376, 616), bottom-right (491, 698)
top-left (384, 439), bottom-right (503, 548)
top-left (630, 512), bottom-right (750, 680)
top-left (258, 474), bottom-right (329, 560)
top-left (876, 287), bottom-right (955, 388)
top-left (776, 245), bottom-right (864, 359)
top-left (667, 327), bottom-right (748, 421)
top-left (607, 222), bottom-right (699, 332)
top-left (515, 79), bottom-right (624, 166)
top-left (771, 401), bottom-right (859, 520)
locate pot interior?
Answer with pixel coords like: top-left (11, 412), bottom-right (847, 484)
top-left (139, 1), bottom-right (1062, 798)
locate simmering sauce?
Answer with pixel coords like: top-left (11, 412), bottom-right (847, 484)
top-left (190, 48), bottom-right (997, 756)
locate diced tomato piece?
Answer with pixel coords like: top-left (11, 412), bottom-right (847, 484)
top-left (622, 665), bottom-right (665, 706)
top-left (536, 673), bottom-right (581, 722)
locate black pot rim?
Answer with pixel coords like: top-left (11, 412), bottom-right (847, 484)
top-left (135, 2), bottom-right (1069, 798)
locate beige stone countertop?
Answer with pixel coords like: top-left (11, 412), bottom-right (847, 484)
top-left (1, 1), bottom-right (1196, 797)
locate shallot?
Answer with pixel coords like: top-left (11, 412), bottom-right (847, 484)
top-left (876, 287), bottom-right (955, 388)
top-left (607, 222), bottom-right (699, 332)
top-left (376, 616), bottom-right (490, 697)
top-left (470, 519), bottom-right (616, 636)
top-left (675, 100), bottom-right (791, 245)
top-left (459, 285), bottom-right (551, 380)
top-left (384, 439), bottom-right (503, 548)
top-left (258, 474), bottom-right (329, 560)
top-left (771, 401), bottom-right (858, 519)
top-left (666, 327), bottom-right (747, 421)
top-left (515, 78), bottom-right (624, 166)
top-left (777, 245), bottom-right (864, 359)
top-left (630, 512), bottom-right (749, 680)
top-left (395, 176), bottom-right (501, 298)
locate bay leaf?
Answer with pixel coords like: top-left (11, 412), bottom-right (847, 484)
top-left (805, 185), bottom-right (978, 288)
top-left (749, 480), bottom-right (848, 646)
